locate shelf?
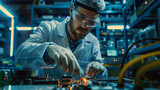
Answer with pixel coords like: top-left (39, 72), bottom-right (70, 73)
top-left (129, 0), bottom-right (160, 29)
top-left (33, 18), bottom-right (65, 23)
top-left (128, 42), bottom-right (160, 55)
top-left (102, 10), bottom-right (122, 14)
top-left (31, 5), bottom-right (69, 26)
top-left (32, 5), bottom-right (70, 9)
top-left (100, 18), bottom-right (123, 22)
top-left (104, 64), bottom-right (121, 68)
top-left (101, 35), bottom-right (123, 38)
top-left (100, 32), bottom-right (133, 37)
top-left (100, 27), bottom-right (106, 29)
top-left (125, 0), bottom-right (134, 10)
top-left (0, 66), bottom-right (23, 69)
top-left (0, 38), bottom-right (7, 43)
top-left (130, 17), bottom-right (157, 29)
top-left (105, 4), bottom-right (122, 10)
top-left (33, 17), bottom-right (124, 24)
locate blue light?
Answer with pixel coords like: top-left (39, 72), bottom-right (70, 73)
top-left (0, 3), bottom-right (14, 57)
top-left (107, 49), bottom-right (118, 56)
top-left (0, 5), bottom-right (14, 18)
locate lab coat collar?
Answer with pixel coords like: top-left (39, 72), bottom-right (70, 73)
top-left (84, 33), bottom-right (92, 43)
top-left (56, 16), bottom-right (94, 51)
top-left (73, 33), bottom-right (93, 54)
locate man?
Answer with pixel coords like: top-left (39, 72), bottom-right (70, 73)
top-left (16, 0), bottom-right (108, 79)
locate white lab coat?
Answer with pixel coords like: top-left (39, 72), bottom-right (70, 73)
top-left (16, 17), bottom-right (107, 79)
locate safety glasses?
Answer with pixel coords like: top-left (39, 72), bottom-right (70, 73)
top-left (72, 9), bottom-right (100, 27)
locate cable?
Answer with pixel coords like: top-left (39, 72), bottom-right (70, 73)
top-left (118, 51), bottom-right (160, 87)
top-left (135, 59), bottom-right (160, 87)
top-left (33, 0), bottom-right (37, 5)
top-left (120, 38), bottom-right (160, 71)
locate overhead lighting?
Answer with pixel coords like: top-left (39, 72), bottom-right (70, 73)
top-left (17, 27), bottom-right (32, 30)
top-left (17, 27), bottom-right (37, 31)
top-left (0, 3), bottom-right (15, 57)
top-left (123, 0), bottom-right (126, 4)
top-left (0, 5), bottom-right (14, 18)
top-left (107, 25), bottom-right (130, 30)
top-left (9, 27), bottom-right (37, 31)
top-left (10, 18), bottom-right (14, 57)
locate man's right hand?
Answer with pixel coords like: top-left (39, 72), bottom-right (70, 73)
top-left (47, 45), bottom-right (81, 76)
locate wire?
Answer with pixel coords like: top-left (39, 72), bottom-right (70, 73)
top-left (120, 38), bottom-right (160, 71)
top-left (118, 51), bottom-right (160, 87)
top-left (135, 59), bottom-right (160, 87)
top-left (33, 0), bottom-right (37, 5)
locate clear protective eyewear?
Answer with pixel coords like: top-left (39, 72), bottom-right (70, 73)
top-left (72, 9), bottom-right (100, 27)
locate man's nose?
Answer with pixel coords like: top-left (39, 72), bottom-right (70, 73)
top-left (81, 19), bottom-right (87, 28)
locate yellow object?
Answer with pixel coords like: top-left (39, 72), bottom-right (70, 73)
top-left (101, 33), bottom-right (109, 35)
top-left (2, 61), bottom-right (12, 64)
top-left (33, 0), bottom-right (37, 5)
top-left (135, 59), bottom-right (160, 87)
top-left (70, 87), bottom-right (72, 90)
top-left (145, 1), bottom-right (148, 4)
top-left (104, 64), bottom-right (121, 66)
top-left (118, 51), bottom-right (160, 85)
top-left (122, 49), bottom-right (124, 51)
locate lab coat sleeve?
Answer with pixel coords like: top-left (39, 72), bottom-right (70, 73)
top-left (16, 21), bottom-right (57, 69)
top-left (91, 40), bottom-right (103, 63)
top-left (91, 40), bottom-right (108, 78)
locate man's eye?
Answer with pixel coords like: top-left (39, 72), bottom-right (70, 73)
top-left (79, 15), bottom-right (86, 19)
top-left (89, 20), bottom-right (95, 24)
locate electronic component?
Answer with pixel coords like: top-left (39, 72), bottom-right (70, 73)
top-left (1, 69), bottom-right (160, 90)
top-left (136, 0), bottom-right (156, 17)
top-left (107, 49), bottom-right (118, 56)
top-left (107, 40), bottom-right (115, 48)
top-left (58, 76), bottom-right (72, 87)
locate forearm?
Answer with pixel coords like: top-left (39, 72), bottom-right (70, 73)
top-left (43, 46), bottom-right (56, 65)
top-left (16, 40), bottom-right (56, 69)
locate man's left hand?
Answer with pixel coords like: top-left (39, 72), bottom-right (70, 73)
top-left (84, 61), bottom-right (106, 77)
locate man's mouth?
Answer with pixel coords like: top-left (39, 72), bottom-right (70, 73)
top-left (78, 29), bottom-right (87, 35)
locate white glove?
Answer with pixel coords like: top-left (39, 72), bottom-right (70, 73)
top-left (47, 45), bottom-right (81, 76)
top-left (84, 61), bottom-right (106, 77)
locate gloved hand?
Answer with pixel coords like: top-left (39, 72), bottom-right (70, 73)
top-left (84, 61), bottom-right (106, 77)
top-left (47, 45), bottom-right (81, 76)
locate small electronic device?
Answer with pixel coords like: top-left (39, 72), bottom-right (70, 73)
top-left (107, 49), bottom-right (118, 56)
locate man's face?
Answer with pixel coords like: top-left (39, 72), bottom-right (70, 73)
top-left (69, 6), bottom-right (100, 41)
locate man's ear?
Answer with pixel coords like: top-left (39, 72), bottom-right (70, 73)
top-left (69, 5), bottom-right (74, 16)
